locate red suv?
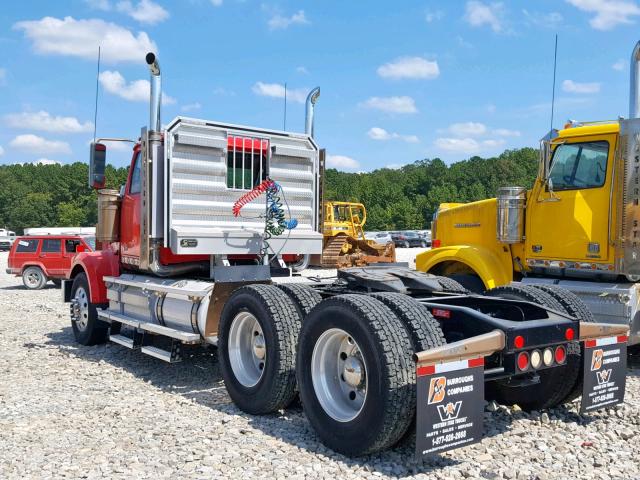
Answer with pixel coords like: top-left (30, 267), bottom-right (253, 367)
top-left (6, 235), bottom-right (94, 289)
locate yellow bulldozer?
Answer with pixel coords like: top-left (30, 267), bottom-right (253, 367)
top-left (315, 201), bottom-right (396, 268)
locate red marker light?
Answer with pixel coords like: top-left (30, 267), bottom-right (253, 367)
top-left (432, 239), bottom-right (441, 248)
top-left (514, 335), bottom-right (525, 349)
top-left (565, 328), bottom-right (575, 341)
top-left (555, 345), bottom-right (566, 364)
top-left (517, 352), bottom-right (530, 371)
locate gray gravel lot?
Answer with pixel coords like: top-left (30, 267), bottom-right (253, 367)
top-left (0, 250), bottom-right (639, 480)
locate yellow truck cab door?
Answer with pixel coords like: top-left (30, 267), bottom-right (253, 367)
top-left (526, 135), bottom-right (615, 263)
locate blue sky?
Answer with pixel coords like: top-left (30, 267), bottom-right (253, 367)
top-left (0, 0), bottom-right (639, 171)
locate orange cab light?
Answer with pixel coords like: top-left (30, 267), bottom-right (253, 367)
top-left (514, 335), bottom-right (525, 349)
top-left (565, 328), bottom-right (575, 341)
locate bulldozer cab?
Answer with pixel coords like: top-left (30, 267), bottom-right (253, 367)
top-left (324, 202), bottom-right (366, 240)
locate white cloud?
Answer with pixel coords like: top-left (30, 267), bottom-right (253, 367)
top-left (296, 66), bottom-right (309, 75)
top-left (493, 128), bottom-right (521, 137)
top-left (562, 79), bottom-right (601, 94)
top-left (181, 102), bottom-right (202, 112)
top-left (252, 82), bottom-right (307, 103)
top-left (613, 59), bottom-right (626, 71)
top-left (326, 154), bottom-right (360, 171)
top-left (360, 96), bottom-right (418, 114)
top-left (116, 0), bottom-right (169, 25)
top-left (5, 111), bottom-right (93, 133)
top-left (0, 68), bottom-right (6, 86)
top-left (211, 0), bottom-right (223, 6)
top-left (33, 158), bottom-right (62, 165)
top-left (268, 10), bottom-right (309, 30)
top-left (566, 0), bottom-right (640, 30)
top-left (0, 146), bottom-right (4, 156)
top-left (447, 122), bottom-right (487, 137)
top-left (9, 134), bottom-right (71, 155)
top-left (464, 1), bottom-right (504, 32)
top-left (367, 127), bottom-right (419, 143)
top-left (434, 137), bottom-right (505, 154)
top-left (99, 70), bottom-right (175, 104)
top-left (14, 16), bottom-right (157, 64)
top-left (91, 138), bottom-right (133, 151)
top-left (213, 87), bottom-right (235, 96)
top-left (425, 10), bottom-right (444, 22)
top-left (377, 57), bottom-right (440, 80)
top-left (522, 9), bottom-right (563, 27)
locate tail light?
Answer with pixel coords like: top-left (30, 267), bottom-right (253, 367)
top-left (543, 348), bottom-right (554, 366)
top-left (554, 345), bottom-right (566, 364)
top-left (514, 335), bottom-right (525, 349)
top-left (530, 350), bottom-right (542, 369)
top-left (517, 352), bottom-right (530, 371)
top-left (565, 328), bottom-right (575, 341)
top-left (432, 239), bottom-right (441, 248)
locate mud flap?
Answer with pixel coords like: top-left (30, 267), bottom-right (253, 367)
top-left (415, 357), bottom-right (485, 457)
top-left (580, 335), bottom-right (627, 414)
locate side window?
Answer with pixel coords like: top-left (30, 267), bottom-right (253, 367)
top-left (130, 152), bottom-right (142, 194)
top-left (42, 239), bottom-right (61, 253)
top-left (65, 239), bottom-right (81, 253)
top-left (549, 141), bottom-right (609, 190)
top-left (226, 137), bottom-right (268, 190)
top-left (16, 239), bottom-right (39, 253)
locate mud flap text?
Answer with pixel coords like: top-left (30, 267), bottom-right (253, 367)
top-left (580, 336), bottom-right (627, 414)
top-left (415, 358), bottom-right (484, 457)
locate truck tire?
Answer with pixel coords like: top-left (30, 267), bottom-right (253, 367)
top-left (434, 276), bottom-right (469, 294)
top-left (22, 266), bottom-right (47, 290)
top-left (218, 284), bottom-right (301, 415)
top-left (530, 284), bottom-right (595, 403)
top-left (483, 284), bottom-right (578, 410)
top-left (70, 273), bottom-right (109, 346)
top-left (276, 283), bottom-right (322, 318)
top-left (297, 295), bottom-right (414, 455)
top-left (370, 292), bottom-right (446, 352)
top-left (449, 274), bottom-right (485, 294)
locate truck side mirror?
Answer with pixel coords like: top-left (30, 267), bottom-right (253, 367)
top-left (89, 142), bottom-right (107, 189)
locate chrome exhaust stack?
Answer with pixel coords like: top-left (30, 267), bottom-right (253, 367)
top-left (305, 87), bottom-right (320, 138)
top-left (630, 41), bottom-right (640, 118)
top-left (146, 52), bottom-right (161, 132)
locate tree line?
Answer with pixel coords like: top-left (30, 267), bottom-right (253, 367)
top-left (0, 147), bottom-right (538, 233)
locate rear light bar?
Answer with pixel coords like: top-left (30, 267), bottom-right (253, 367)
top-left (516, 344), bottom-right (567, 372)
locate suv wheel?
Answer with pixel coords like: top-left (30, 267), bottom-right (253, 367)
top-left (23, 266), bottom-right (47, 290)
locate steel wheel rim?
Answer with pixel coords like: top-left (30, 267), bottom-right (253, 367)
top-left (228, 311), bottom-right (266, 388)
top-left (311, 328), bottom-right (368, 422)
top-left (73, 287), bottom-right (90, 331)
top-left (25, 270), bottom-right (41, 288)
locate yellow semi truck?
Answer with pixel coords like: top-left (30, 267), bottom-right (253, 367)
top-left (417, 41), bottom-right (640, 346)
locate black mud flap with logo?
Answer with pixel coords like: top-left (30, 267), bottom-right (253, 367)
top-left (415, 358), bottom-right (485, 458)
top-left (580, 335), bottom-right (627, 414)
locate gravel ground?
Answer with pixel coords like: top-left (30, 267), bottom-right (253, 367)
top-left (1, 249), bottom-right (639, 480)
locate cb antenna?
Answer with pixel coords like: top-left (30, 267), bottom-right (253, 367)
top-left (549, 34), bottom-right (558, 133)
top-left (93, 46), bottom-right (101, 143)
top-left (283, 82), bottom-right (287, 130)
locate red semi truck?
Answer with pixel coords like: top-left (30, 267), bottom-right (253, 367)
top-left (63, 52), bottom-right (629, 457)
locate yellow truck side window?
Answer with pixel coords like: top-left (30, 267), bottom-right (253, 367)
top-left (549, 141), bottom-right (608, 190)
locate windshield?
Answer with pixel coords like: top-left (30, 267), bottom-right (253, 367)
top-left (549, 141), bottom-right (608, 190)
top-left (84, 236), bottom-right (96, 251)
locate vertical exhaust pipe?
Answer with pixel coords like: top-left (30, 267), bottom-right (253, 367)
top-left (305, 87), bottom-right (320, 138)
top-left (146, 52), bottom-right (161, 132)
top-left (630, 41), bottom-right (640, 119)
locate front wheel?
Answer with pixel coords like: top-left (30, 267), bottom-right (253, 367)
top-left (22, 266), bottom-right (47, 290)
top-left (297, 295), bottom-right (414, 456)
top-left (70, 273), bottom-right (108, 345)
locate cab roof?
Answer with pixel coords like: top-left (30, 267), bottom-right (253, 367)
top-left (557, 121), bottom-right (619, 139)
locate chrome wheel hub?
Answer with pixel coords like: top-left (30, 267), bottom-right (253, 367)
top-left (25, 271), bottom-right (41, 287)
top-left (228, 312), bottom-right (266, 388)
top-left (71, 287), bottom-right (90, 331)
top-left (311, 328), bottom-right (368, 422)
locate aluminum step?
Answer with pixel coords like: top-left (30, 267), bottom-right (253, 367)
top-left (98, 311), bottom-right (202, 344)
top-left (109, 333), bottom-right (137, 349)
top-left (141, 345), bottom-right (181, 363)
